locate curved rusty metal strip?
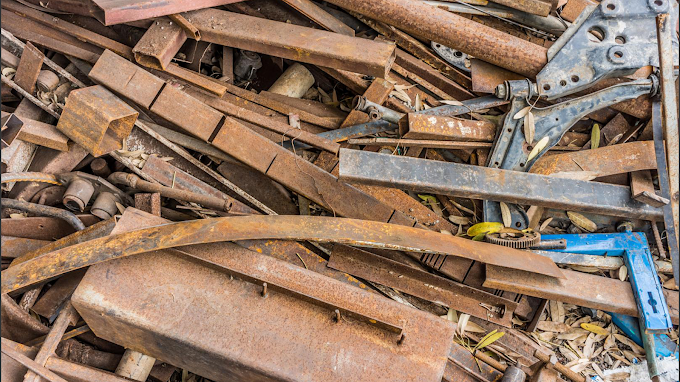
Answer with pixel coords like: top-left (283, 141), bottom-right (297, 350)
top-left (1, 215), bottom-right (564, 294)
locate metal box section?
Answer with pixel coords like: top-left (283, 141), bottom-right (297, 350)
top-left (71, 239), bottom-right (455, 381)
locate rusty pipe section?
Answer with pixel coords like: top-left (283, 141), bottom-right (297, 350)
top-left (320, 0), bottom-right (547, 77)
top-left (108, 172), bottom-right (245, 214)
top-left (1, 198), bottom-right (86, 231)
top-left (182, 8), bottom-right (397, 78)
top-left (2, 215), bottom-right (563, 295)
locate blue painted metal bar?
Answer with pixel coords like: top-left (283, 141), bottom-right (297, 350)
top-left (610, 313), bottom-right (678, 358)
top-left (543, 232), bottom-right (672, 333)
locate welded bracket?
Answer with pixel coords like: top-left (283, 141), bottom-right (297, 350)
top-left (541, 232), bottom-right (673, 333)
top-left (431, 42), bottom-right (471, 73)
top-left (484, 77), bottom-right (657, 227)
top-left (536, 0), bottom-right (678, 99)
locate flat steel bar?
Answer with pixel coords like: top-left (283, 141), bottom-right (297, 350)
top-left (183, 8), bottom-right (396, 78)
top-left (488, 0), bottom-right (551, 16)
top-left (91, 0), bottom-right (246, 25)
top-left (327, 245), bottom-right (518, 327)
top-left (1, 340), bottom-right (68, 382)
top-left (15, 118), bottom-right (70, 152)
top-left (13, 42), bottom-right (44, 95)
top-left (2, 215), bottom-right (563, 294)
top-left (278, 0), bottom-right (355, 36)
top-left (652, 101), bottom-right (680, 282)
top-left (281, 120), bottom-right (396, 151)
top-left (2, 199), bottom-right (86, 231)
top-left (657, 13), bottom-right (680, 260)
top-left (320, 0), bottom-right (548, 77)
top-left (338, 149), bottom-right (664, 220)
top-left (346, 138), bottom-right (580, 151)
top-left (484, 265), bottom-right (679, 325)
top-left (532, 250), bottom-right (624, 270)
top-left (399, 114), bottom-right (496, 141)
top-left (530, 141), bottom-right (658, 177)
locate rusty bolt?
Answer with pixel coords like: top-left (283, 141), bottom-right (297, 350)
top-left (261, 282), bottom-right (268, 298)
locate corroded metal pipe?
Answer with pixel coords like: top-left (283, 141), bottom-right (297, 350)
top-left (322, 0), bottom-right (548, 77)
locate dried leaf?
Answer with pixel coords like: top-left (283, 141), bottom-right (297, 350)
top-left (663, 277), bottom-right (678, 290)
top-left (447, 308), bottom-right (457, 322)
top-left (467, 222), bottom-right (503, 237)
top-left (604, 334), bottom-right (616, 350)
top-left (539, 217), bottom-right (553, 232)
top-left (9, 213), bottom-right (27, 219)
top-left (618, 265), bottom-right (628, 281)
top-left (557, 328), bottom-right (589, 341)
top-left (499, 202), bottom-right (512, 228)
top-left (439, 100), bottom-right (464, 106)
top-left (523, 111), bottom-right (535, 144)
top-left (591, 123), bottom-right (601, 149)
top-left (448, 215), bottom-right (470, 225)
top-left (415, 94), bottom-right (422, 112)
top-left (527, 136), bottom-right (549, 161)
top-left (513, 106), bottom-right (532, 120)
top-left (614, 334), bottom-right (645, 354)
top-left (581, 323), bottom-right (609, 336)
top-left (474, 330), bottom-right (505, 351)
top-left (583, 333), bottom-right (596, 358)
top-left (537, 321), bottom-right (570, 332)
top-left (458, 313), bottom-right (470, 335)
top-left (567, 211), bottom-right (597, 232)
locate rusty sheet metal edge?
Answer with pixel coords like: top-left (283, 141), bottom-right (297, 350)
top-left (327, 245), bottom-right (518, 327)
top-left (3, 215), bottom-right (564, 294)
top-left (182, 8), bottom-right (396, 78)
top-left (71, 210), bottom-right (456, 382)
top-left (91, 0), bottom-right (247, 25)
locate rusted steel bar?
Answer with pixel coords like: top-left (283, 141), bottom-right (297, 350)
top-left (133, 18), bottom-right (186, 70)
top-left (399, 114), bottom-right (496, 141)
top-left (484, 265), bottom-right (680, 325)
top-left (349, 138), bottom-right (493, 149)
top-left (71, 217), bottom-right (456, 382)
top-left (91, 0), bottom-right (246, 25)
top-left (0, 75), bottom-right (60, 119)
top-left (657, 12), bottom-right (680, 252)
top-left (327, 245), bottom-right (518, 327)
top-left (24, 302), bottom-right (79, 382)
top-left (531, 141), bottom-right (658, 177)
top-left (3, 215), bottom-right (563, 294)
top-left (26, 325), bottom-right (91, 348)
top-left (108, 172), bottom-right (247, 214)
top-left (14, 42), bottom-right (44, 95)
top-left (279, 0), bottom-right (355, 36)
top-left (168, 14), bottom-right (201, 40)
top-left (1, 0), bottom-right (133, 60)
top-left (0, 215), bottom-right (100, 241)
top-left (338, 149), bottom-right (664, 220)
top-left (1, 340), bottom-right (69, 382)
top-left (488, 0), bottom-right (551, 16)
top-left (1, 236), bottom-right (49, 260)
top-left (182, 8), bottom-right (396, 78)
top-left (2, 198), bottom-right (86, 231)
top-left (15, 118), bottom-right (70, 152)
top-left (320, 0), bottom-right (547, 77)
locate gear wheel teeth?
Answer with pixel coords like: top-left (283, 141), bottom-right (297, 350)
top-left (486, 232), bottom-right (541, 249)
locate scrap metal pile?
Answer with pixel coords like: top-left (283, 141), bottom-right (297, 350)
top-left (1, 0), bottom-right (679, 381)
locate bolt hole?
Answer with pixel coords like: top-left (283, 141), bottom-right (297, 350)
top-left (556, 117), bottom-right (560, 121)
top-left (507, 128), bottom-right (512, 133)
top-left (494, 161), bottom-right (500, 166)
top-left (560, 80), bottom-right (567, 86)
top-left (655, 0), bottom-right (663, 5)
top-left (515, 222), bottom-right (522, 227)
top-left (39, 224), bottom-right (44, 229)
top-left (615, 36), bottom-right (626, 44)
top-left (435, 43), bottom-right (441, 48)
top-left (527, 145), bottom-right (533, 151)
top-left (588, 26), bottom-right (605, 42)
top-left (606, 3), bottom-right (615, 10)
top-left (614, 51), bottom-right (623, 58)
top-left (519, 163), bottom-right (525, 167)
top-left (571, 75), bottom-right (579, 83)
top-left (543, 84), bottom-right (551, 91)
top-left (454, 51), bottom-right (463, 58)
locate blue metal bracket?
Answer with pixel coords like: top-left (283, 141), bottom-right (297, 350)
top-left (542, 232), bottom-right (672, 333)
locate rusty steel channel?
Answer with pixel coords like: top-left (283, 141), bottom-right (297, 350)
top-left (183, 8), bottom-right (397, 78)
top-left (327, 245), bottom-right (518, 327)
top-left (69, 212), bottom-right (457, 382)
top-left (132, 17), bottom-right (187, 70)
top-left (3, 215), bottom-right (563, 295)
top-left (399, 113), bottom-right (496, 141)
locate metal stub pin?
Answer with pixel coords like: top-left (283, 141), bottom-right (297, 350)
top-left (261, 282), bottom-right (268, 298)
top-left (334, 309), bottom-right (341, 323)
top-left (397, 331), bottom-right (406, 346)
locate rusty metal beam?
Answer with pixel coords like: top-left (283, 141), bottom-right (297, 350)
top-left (3, 215), bottom-right (563, 295)
top-left (320, 0), bottom-right (548, 77)
top-left (14, 42), bottom-right (44, 95)
top-left (279, 0), bottom-right (356, 36)
top-left (183, 8), bottom-right (396, 78)
top-left (132, 18), bottom-right (186, 70)
top-left (15, 118), bottom-right (70, 152)
top-left (338, 149), bottom-right (664, 220)
top-left (71, 212), bottom-right (457, 382)
top-left (489, 0), bottom-right (551, 16)
top-left (91, 0), bottom-right (245, 25)
top-left (484, 265), bottom-right (680, 325)
top-left (399, 113), bottom-right (496, 141)
top-left (327, 245), bottom-right (518, 327)
top-left (1, 236), bottom-right (49, 260)
top-left (530, 141), bottom-right (658, 177)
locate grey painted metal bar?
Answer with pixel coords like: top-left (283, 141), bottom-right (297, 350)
top-left (338, 149), bottom-right (663, 220)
